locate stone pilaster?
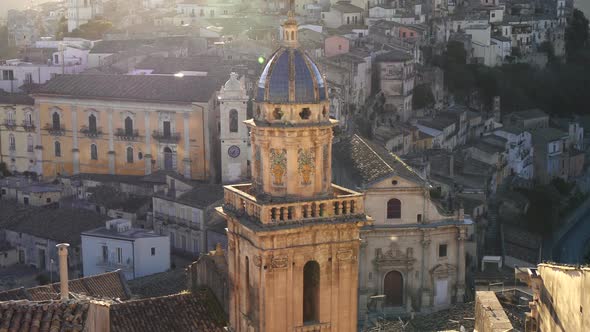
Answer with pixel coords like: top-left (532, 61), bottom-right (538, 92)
top-left (72, 106), bottom-right (79, 174)
top-left (183, 113), bottom-right (191, 178)
top-left (456, 227), bottom-right (467, 303)
top-left (144, 112), bottom-right (151, 175)
top-left (108, 109), bottom-right (115, 174)
top-left (420, 231), bottom-right (432, 310)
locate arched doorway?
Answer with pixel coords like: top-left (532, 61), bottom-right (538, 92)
top-left (163, 147), bottom-right (174, 170)
top-left (384, 270), bottom-right (403, 306)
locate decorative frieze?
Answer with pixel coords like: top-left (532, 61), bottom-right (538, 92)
top-left (270, 149), bottom-right (287, 186)
top-left (298, 148), bottom-right (315, 185)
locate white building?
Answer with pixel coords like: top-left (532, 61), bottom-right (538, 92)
top-left (81, 219), bottom-right (170, 280)
top-left (321, 1), bottom-right (364, 28)
top-left (67, 0), bottom-right (104, 32)
top-left (0, 53), bottom-right (87, 93)
top-left (494, 126), bottom-right (534, 179)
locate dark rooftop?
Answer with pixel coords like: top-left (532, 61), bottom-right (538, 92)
top-left (0, 200), bottom-right (109, 245)
top-left (36, 74), bottom-right (223, 103)
top-left (332, 134), bottom-right (426, 188)
top-left (156, 183), bottom-right (224, 209)
top-left (374, 49), bottom-right (413, 62)
top-left (87, 186), bottom-right (151, 212)
top-left (0, 91), bottom-right (34, 105)
top-left (0, 300), bottom-right (89, 331)
top-left (89, 39), bottom-right (152, 54)
top-left (134, 55), bottom-right (228, 75)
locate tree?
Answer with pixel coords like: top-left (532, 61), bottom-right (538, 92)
top-left (55, 16), bottom-right (68, 40)
top-left (66, 19), bottom-right (113, 40)
top-left (566, 9), bottom-right (590, 63)
top-left (412, 84), bottom-right (435, 109)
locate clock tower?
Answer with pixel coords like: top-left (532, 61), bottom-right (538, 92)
top-left (219, 72), bottom-right (249, 184)
top-left (218, 13), bottom-right (371, 332)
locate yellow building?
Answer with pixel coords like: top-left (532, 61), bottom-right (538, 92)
top-left (33, 75), bottom-right (222, 180)
top-left (218, 14), bottom-right (371, 332)
top-left (0, 93), bottom-right (37, 173)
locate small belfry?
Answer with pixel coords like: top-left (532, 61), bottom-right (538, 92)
top-left (217, 13), bottom-right (371, 332)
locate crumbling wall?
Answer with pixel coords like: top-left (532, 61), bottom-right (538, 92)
top-left (475, 291), bottom-right (514, 332)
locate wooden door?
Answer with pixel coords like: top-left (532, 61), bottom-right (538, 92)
top-left (384, 271), bottom-right (403, 306)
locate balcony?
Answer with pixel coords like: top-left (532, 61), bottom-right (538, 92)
top-left (22, 120), bottom-right (35, 132)
top-left (96, 257), bottom-right (133, 270)
top-left (152, 130), bottom-right (181, 143)
top-left (222, 183), bottom-right (365, 226)
top-left (44, 123), bottom-right (66, 136)
top-left (154, 211), bottom-right (200, 230)
top-left (115, 128), bottom-right (140, 141)
top-left (80, 125), bottom-right (103, 138)
top-left (3, 119), bottom-right (16, 130)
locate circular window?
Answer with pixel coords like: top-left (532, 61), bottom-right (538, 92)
top-left (392, 180), bottom-right (398, 185)
top-left (138, 152), bottom-right (143, 160)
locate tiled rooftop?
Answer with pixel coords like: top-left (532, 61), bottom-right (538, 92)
top-left (109, 291), bottom-right (226, 332)
top-left (0, 271), bottom-right (131, 301)
top-left (0, 300), bottom-right (89, 332)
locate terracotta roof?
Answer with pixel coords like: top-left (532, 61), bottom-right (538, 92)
top-left (332, 134), bottom-right (426, 188)
top-left (0, 300), bottom-right (89, 332)
top-left (109, 291), bottom-right (226, 332)
top-left (36, 74), bottom-right (223, 103)
top-left (0, 271), bottom-right (131, 301)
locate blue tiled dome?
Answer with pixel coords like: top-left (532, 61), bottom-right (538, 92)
top-left (256, 48), bottom-right (327, 103)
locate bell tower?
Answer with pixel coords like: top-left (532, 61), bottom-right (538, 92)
top-left (218, 14), bottom-right (371, 332)
top-left (219, 72), bottom-right (249, 183)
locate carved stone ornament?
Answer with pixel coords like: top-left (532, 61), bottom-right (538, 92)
top-left (336, 248), bottom-right (355, 261)
top-left (431, 263), bottom-right (456, 278)
top-left (270, 255), bottom-right (288, 269)
top-left (270, 149), bottom-right (287, 186)
top-left (374, 242), bottom-right (416, 269)
top-left (298, 148), bottom-right (315, 185)
top-left (253, 255), bottom-right (262, 267)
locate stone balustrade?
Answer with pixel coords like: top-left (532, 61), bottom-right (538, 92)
top-left (294, 323), bottom-right (331, 332)
top-left (223, 183), bottom-right (364, 225)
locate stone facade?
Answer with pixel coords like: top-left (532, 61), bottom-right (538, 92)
top-left (218, 14), bottom-right (371, 332)
top-left (219, 73), bottom-right (249, 184)
top-left (0, 96), bottom-right (37, 174)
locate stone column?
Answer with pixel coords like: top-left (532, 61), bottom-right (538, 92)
top-left (183, 112), bottom-right (191, 178)
top-left (420, 231), bottom-right (432, 310)
top-left (144, 112), bottom-right (152, 175)
top-left (107, 109), bottom-right (115, 174)
top-left (456, 227), bottom-right (466, 303)
top-left (72, 107), bottom-right (79, 174)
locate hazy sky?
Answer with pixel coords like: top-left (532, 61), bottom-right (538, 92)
top-left (0, 0), bottom-right (29, 18)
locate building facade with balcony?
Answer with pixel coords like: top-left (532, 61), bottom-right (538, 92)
top-left (33, 74), bottom-right (224, 180)
top-left (81, 219), bottom-right (170, 280)
top-left (0, 93), bottom-right (37, 174)
top-left (151, 175), bottom-right (225, 257)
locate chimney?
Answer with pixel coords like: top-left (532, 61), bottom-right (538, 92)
top-left (56, 243), bottom-right (70, 300)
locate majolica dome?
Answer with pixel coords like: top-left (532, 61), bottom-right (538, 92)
top-left (256, 14), bottom-right (327, 104)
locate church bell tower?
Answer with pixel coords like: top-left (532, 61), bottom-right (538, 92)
top-left (218, 13), bottom-right (371, 332)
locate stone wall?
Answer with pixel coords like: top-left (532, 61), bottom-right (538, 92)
top-left (474, 291), bottom-right (514, 332)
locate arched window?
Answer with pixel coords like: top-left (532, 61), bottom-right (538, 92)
top-left (127, 147), bottom-right (134, 163)
top-left (124, 116), bottom-right (133, 136)
top-left (88, 114), bottom-right (97, 133)
top-left (8, 134), bottom-right (15, 150)
top-left (52, 112), bottom-right (60, 130)
top-left (27, 135), bottom-right (33, 152)
top-left (54, 141), bottom-right (61, 157)
top-left (90, 144), bottom-right (98, 160)
top-left (291, 31), bottom-right (294, 40)
top-left (387, 199), bottom-right (401, 219)
top-left (229, 109), bottom-right (238, 133)
top-left (303, 261), bottom-right (320, 323)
